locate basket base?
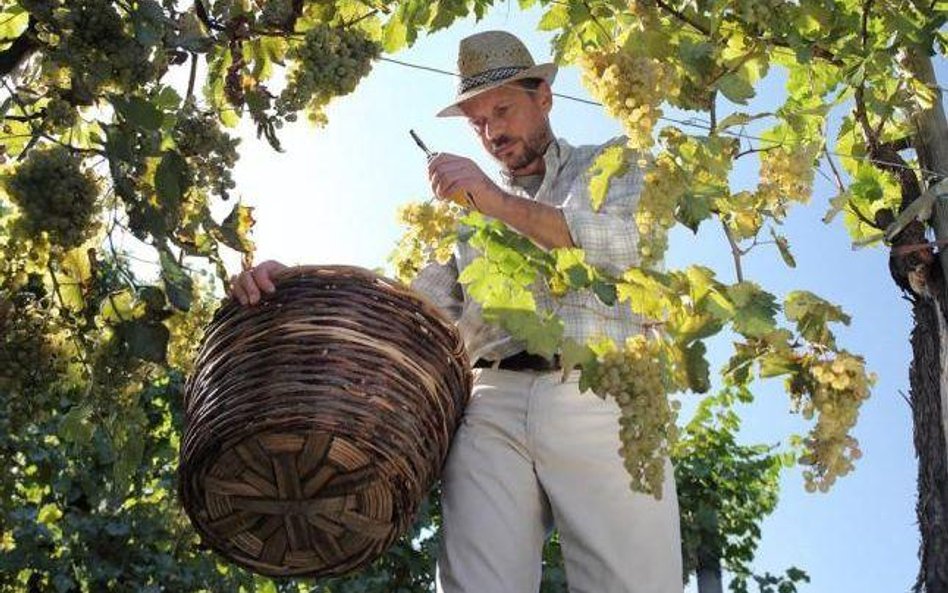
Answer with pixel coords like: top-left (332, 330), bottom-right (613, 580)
top-left (193, 429), bottom-right (398, 577)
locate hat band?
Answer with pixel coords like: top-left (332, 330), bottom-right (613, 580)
top-left (458, 66), bottom-right (529, 95)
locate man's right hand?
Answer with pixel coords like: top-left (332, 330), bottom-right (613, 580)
top-left (228, 260), bottom-right (288, 305)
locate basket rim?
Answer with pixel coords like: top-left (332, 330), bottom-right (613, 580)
top-left (253, 264), bottom-right (468, 363)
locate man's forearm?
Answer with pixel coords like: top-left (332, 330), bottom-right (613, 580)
top-left (474, 189), bottom-right (575, 251)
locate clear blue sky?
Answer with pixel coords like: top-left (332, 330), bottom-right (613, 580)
top-left (220, 5), bottom-right (935, 591)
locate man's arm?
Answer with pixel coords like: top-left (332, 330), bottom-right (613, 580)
top-left (427, 153), bottom-right (574, 251)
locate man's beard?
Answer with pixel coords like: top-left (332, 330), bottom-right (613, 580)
top-left (492, 126), bottom-right (553, 172)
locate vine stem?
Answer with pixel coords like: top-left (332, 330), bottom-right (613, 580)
top-left (721, 220), bottom-right (745, 283)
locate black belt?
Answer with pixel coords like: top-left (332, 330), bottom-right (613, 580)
top-left (473, 351), bottom-right (561, 372)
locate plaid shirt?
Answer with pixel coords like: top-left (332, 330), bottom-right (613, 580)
top-left (411, 137), bottom-right (647, 362)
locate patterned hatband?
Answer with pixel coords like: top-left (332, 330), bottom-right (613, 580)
top-left (458, 66), bottom-right (529, 95)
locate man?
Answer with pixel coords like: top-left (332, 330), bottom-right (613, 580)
top-left (230, 30), bottom-right (682, 593)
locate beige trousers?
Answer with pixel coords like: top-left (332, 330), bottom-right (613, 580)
top-left (436, 368), bottom-right (683, 593)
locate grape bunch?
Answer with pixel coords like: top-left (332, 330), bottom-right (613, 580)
top-left (579, 48), bottom-right (678, 152)
top-left (788, 352), bottom-right (874, 492)
top-left (757, 143), bottom-right (819, 214)
top-left (637, 153), bottom-right (686, 267)
top-left (589, 335), bottom-right (680, 499)
top-left (389, 201), bottom-right (462, 284)
top-left (45, 95), bottom-right (78, 129)
top-left (42, 0), bottom-right (154, 96)
top-left (277, 24), bottom-right (381, 123)
top-left (259, 0), bottom-right (297, 29)
top-left (0, 295), bottom-right (64, 425)
top-left (173, 103), bottom-right (241, 199)
top-left (5, 146), bottom-right (101, 249)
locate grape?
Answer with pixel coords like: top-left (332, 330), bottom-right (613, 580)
top-left (788, 352), bottom-right (874, 492)
top-left (757, 143), bottom-right (820, 214)
top-left (5, 145), bottom-right (101, 249)
top-left (388, 201), bottom-right (462, 283)
top-left (46, 96), bottom-right (78, 129)
top-left (276, 24), bottom-right (381, 123)
top-left (36, 0), bottom-right (155, 96)
top-left (173, 103), bottom-right (241, 199)
top-left (0, 294), bottom-right (65, 427)
top-left (588, 335), bottom-right (681, 499)
top-left (259, 0), bottom-right (297, 30)
top-left (579, 48), bottom-right (678, 153)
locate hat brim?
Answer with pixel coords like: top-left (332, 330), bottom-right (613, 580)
top-left (436, 63), bottom-right (558, 118)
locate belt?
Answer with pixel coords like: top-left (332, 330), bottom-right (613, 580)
top-left (473, 351), bottom-right (561, 372)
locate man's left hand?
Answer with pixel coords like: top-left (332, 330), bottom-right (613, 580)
top-left (427, 153), bottom-right (502, 210)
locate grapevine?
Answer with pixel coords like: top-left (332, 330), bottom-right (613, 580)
top-left (588, 335), bottom-right (682, 499)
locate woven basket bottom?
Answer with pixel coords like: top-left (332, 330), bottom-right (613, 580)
top-left (193, 428), bottom-right (397, 577)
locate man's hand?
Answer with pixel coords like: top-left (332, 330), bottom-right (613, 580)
top-left (427, 153), bottom-right (503, 209)
top-left (228, 260), bottom-right (287, 305)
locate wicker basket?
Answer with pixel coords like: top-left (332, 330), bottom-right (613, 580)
top-left (179, 265), bottom-right (471, 577)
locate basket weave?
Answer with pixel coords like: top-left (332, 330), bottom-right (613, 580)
top-left (179, 265), bottom-right (471, 577)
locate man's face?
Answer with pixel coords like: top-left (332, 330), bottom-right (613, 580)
top-left (459, 81), bottom-right (553, 176)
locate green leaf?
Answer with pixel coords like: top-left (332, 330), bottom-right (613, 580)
top-left (770, 228), bottom-right (796, 268)
top-left (727, 282), bottom-right (778, 338)
top-left (684, 341), bottom-right (711, 393)
top-left (216, 203), bottom-right (256, 253)
top-left (538, 4), bottom-right (570, 30)
top-left (587, 144), bottom-right (629, 211)
top-left (554, 248), bottom-right (591, 289)
top-left (591, 279), bottom-right (617, 306)
top-left (113, 96), bottom-right (164, 130)
top-left (155, 150), bottom-right (190, 206)
top-left (159, 249), bottom-right (193, 312)
top-left (491, 308), bottom-right (563, 359)
top-left (717, 111), bottom-right (772, 130)
top-left (117, 320), bottom-right (170, 363)
top-left (37, 503), bottom-right (63, 526)
top-left (381, 15), bottom-right (409, 53)
top-left (559, 338), bottom-right (596, 383)
top-left (59, 405), bottom-right (95, 446)
top-left (717, 71), bottom-right (756, 104)
top-left (759, 350), bottom-right (800, 378)
top-left (784, 291), bottom-right (850, 347)
top-left (676, 192), bottom-right (712, 232)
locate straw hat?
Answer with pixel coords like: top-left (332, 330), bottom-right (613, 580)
top-left (437, 30), bottom-right (558, 118)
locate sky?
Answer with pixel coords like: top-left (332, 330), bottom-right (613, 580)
top-left (207, 4), bottom-right (939, 591)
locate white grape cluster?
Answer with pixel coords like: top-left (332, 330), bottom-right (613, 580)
top-left (173, 104), bottom-right (241, 199)
top-left (44, 0), bottom-right (154, 95)
top-left (579, 48), bottom-right (678, 152)
top-left (757, 143), bottom-right (819, 215)
top-left (637, 154), bottom-right (688, 267)
top-left (5, 146), bottom-right (100, 249)
top-left (589, 336), bottom-right (680, 499)
top-left (277, 24), bottom-right (381, 123)
top-left (259, 0), bottom-right (296, 29)
top-left (389, 201), bottom-right (462, 284)
top-left (789, 352), bottom-right (874, 492)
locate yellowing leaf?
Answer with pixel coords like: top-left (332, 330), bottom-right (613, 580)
top-left (587, 144), bottom-right (630, 211)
